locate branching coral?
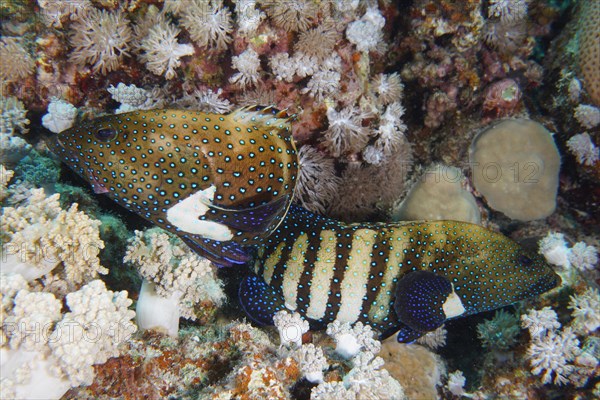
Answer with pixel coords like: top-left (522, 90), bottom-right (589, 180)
top-left (273, 310), bottom-right (309, 347)
top-left (124, 227), bottom-right (225, 337)
top-left (521, 307), bottom-right (561, 339)
top-left (326, 321), bottom-right (380, 359)
top-left (568, 241), bottom-right (599, 271)
top-left (0, 165), bottom-right (14, 201)
top-left (1, 189), bottom-right (107, 288)
top-left (569, 288), bottom-right (600, 334)
top-left (526, 327), bottom-right (583, 385)
top-left (1, 278), bottom-right (136, 399)
top-left (69, 8), bottom-right (132, 74)
top-left (0, 96), bottom-right (31, 164)
top-left (181, 0), bottom-right (233, 51)
top-left (538, 232), bottom-right (571, 268)
top-left (292, 343), bottom-right (328, 383)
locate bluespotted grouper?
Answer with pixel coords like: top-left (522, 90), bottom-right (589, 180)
top-left (240, 205), bottom-right (560, 341)
top-left (49, 106), bottom-right (298, 267)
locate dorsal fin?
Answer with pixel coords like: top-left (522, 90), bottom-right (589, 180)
top-left (229, 105), bottom-right (296, 130)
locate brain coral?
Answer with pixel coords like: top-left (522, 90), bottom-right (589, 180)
top-left (578, 1), bottom-right (600, 106)
top-left (469, 119), bottom-right (560, 221)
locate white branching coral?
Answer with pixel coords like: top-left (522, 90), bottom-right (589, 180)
top-left (538, 232), bottom-right (571, 268)
top-left (293, 343), bottom-right (328, 383)
top-left (372, 73), bottom-right (404, 105)
top-left (139, 17), bottom-right (194, 80)
top-left (326, 321), bottom-right (380, 359)
top-left (323, 105), bottom-right (370, 157)
top-left (574, 104), bottom-right (600, 129)
top-left (1, 279), bottom-right (136, 399)
top-left (566, 133), bottom-right (599, 166)
top-left (0, 189), bottom-right (107, 287)
top-left (49, 280), bottom-right (136, 386)
top-left (0, 37), bottom-right (35, 83)
top-left (294, 146), bottom-right (341, 214)
top-left (262, 0), bottom-right (317, 32)
top-left (488, 0), bottom-right (528, 24)
top-left (0, 165), bottom-right (14, 201)
top-left (273, 310), bottom-right (309, 347)
top-left (312, 351), bottom-right (406, 400)
top-left (230, 49), bottom-right (261, 89)
top-left (70, 8), bottom-right (132, 74)
top-left (181, 0), bottom-right (233, 51)
top-left (0, 96), bottom-right (30, 136)
top-left (41, 98), bottom-right (77, 134)
top-left (234, 0), bottom-right (265, 35)
top-left (568, 241), bottom-right (599, 271)
top-left (124, 227), bottom-right (225, 336)
top-left (569, 288), bottom-right (600, 334)
top-left (0, 96), bottom-right (31, 164)
top-left (343, 351), bottom-right (406, 399)
top-left (346, 6), bottom-right (386, 53)
top-left (526, 327), bottom-right (583, 385)
top-left (521, 307), bottom-right (561, 339)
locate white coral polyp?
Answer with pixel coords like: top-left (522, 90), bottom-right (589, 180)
top-left (140, 21), bottom-right (194, 80)
top-left (229, 49), bottom-right (261, 89)
top-left (538, 232), bottom-right (571, 268)
top-left (70, 8), bottom-right (132, 74)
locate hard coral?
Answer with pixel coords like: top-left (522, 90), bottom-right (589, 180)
top-left (69, 8), bottom-right (132, 74)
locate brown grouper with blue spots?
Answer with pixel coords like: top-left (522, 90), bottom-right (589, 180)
top-left (240, 205), bottom-right (560, 341)
top-left (49, 106), bottom-right (297, 267)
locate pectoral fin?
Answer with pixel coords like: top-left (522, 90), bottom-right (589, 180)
top-left (393, 270), bottom-right (464, 333)
top-left (238, 274), bottom-right (286, 325)
top-left (181, 235), bottom-right (250, 268)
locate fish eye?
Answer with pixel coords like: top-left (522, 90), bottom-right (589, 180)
top-left (95, 128), bottom-right (117, 142)
top-left (518, 255), bottom-right (533, 266)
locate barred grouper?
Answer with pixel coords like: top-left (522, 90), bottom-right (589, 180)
top-left (49, 106), bottom-right (298, 267)
top-left (240, 205), bottom-right (560, 342)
